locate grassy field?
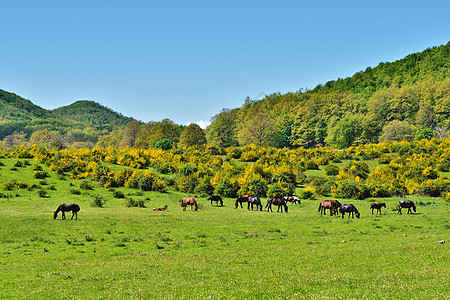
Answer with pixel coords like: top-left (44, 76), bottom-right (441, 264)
top-left (0, 158), bottom-right (449, 299)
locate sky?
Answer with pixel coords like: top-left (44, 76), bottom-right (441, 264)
top-left (1, 1), bottom-right (450, 128)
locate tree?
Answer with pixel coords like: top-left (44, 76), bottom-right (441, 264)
top-left (207, 109), bottom-right (238, 148)
top-left (29, 129), bottom-right (65, 149)
top-left (328, 116), bottom-right (362, 149)
top-left (155, 139), bottom-right (173, 150)
top-left (238, 109), bottom-right (276, 147)
top-left (178, 123), bottom-right (207, 148)
top-left (379, 120), bottom-right (416, 142)
top-left (120, 120), bottom-right (141, 148)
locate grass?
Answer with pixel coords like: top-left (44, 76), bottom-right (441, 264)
top-left (0, 158), bottom-right (449, 299)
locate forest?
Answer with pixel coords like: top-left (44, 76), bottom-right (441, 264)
top-left (1, 42), bottom-right (450, 150)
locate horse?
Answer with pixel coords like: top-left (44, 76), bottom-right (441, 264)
top-left (153, 205), bottom-right (168, 211)
top-left (283, 196), bottom-right (301, 205)
top-left (398, 200), bottom-right (416, 214)
top-left (235, 195), bottom-right (250, 209)
top-left (208, 194), bottom-right (223, 206)
top-left (181, 197), bottom-right (198, 212)
top-left (370, 203), bottom-right (386, 215)
top-left (247, 196), bottom-right (263, 211)
top-left (265, 198), bottom-right (288, 213)
top-left (339, 204), bottom-right (360, 219)
top-left (54, 203), bottom-right (80, 220)
top-left (318, 200), bottom-right (341, 216)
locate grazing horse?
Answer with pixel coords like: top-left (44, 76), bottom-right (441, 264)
top-left (235, 195), bottom-right (250, 209)
top-left (398, 200), bottom-right (416, 214)
top-left (208, 194), bottom-right (223, 206)
top-left (370, 203), bottom-right (386, 215)
top-left (318, 200), bottom-right (341, 216)
top-left (339, 204), bottom-right (360, 219)
top-left (54, 203), bottom-right (80, 220)
top-left (265, 198), bottom-right (288, 213)
top-left (181, 197), bottom-right (198, 212)
top-left (247, 196), bottom-right (263, 211)
top-left (283, 196), bottom-right (301, 205)
top-left (153, 205), bottom-right (168, 211)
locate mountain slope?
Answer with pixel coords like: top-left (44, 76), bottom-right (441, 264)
top-left (51, 100), bottom-right (135, 126)
top-left (207, 42), bottom-right (450, 148)
top-left (0, 89), bottom-right (53, 123)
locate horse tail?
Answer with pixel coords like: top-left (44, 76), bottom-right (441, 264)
top-left (318, 203), bottom-right (322, 212)
top-left (194, 200), bottom-right (198, 211)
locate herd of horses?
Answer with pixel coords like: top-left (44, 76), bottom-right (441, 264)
top-left (52, 197), bottom-right (417, 219)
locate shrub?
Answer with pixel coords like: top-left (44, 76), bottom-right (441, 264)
top-left (178, 164), bottom-right (198, 177)
top-left (267, 182), bottom-right (294, 198)
top-left (325, 164), bottom-right (340, 176)
top-left (378, 155), bottom-right (392, 164)
top-left (126, 198), bottom-right (146, 208)
top-left (80, 180), bottom-right (94, 190)
top-left (38, 190), bottom-right (49, 198)
top-left (300, 186), bottom-right (315, 199)
top-left (34, 171), bottom-right (50, 179)
top-left (91, 194), bottom-right (107, 207)
top-left (113, 190), bottom-right (126, 198)
top-left (70, 189), bottom-right (81, 195)
top-left (216, 178), bottom-right (239, 198)
top-left (335, 180), bottom-right (370, 199)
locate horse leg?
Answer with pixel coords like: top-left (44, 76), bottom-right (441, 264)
top-left (62, 211), bottom-right (66, 220)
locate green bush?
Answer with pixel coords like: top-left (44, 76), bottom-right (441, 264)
top-left (91, 194), bottom-right (107, 207)
top-left (126, 198), bottom-right (146, 208)
top-left (325, 164), bottom-right (340, 176)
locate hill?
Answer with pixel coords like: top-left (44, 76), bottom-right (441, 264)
top-left (51, 100), bottom-right (135, 126)
top-left (0, 89), bottom-right (53, 123)
top-left (207, 42), bottom-right (450, 149)
top-left (0, 91), bottom-right (136, 147)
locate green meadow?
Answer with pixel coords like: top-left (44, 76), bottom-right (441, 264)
top-left (0, 158), bottom-right (449, 299)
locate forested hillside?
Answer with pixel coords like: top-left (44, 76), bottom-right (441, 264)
top-left (52, 100), bottom-right (134, 126)
top-left (207, 42), bottom-right (450, 149)
top-left (0, 89), bottom-right (53, 122)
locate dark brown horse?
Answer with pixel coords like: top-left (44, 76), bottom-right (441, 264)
top-left (318, 200), bottom-right (341, 216)
top-left (283, 196), bottom-right (301, 205)
top-left (265, 198), bottom-right (288, 212)
top-left (339, 204), bottom-right (360, 219)
top-left (370, 203), bottom-right (386, 215)
top-left (181, 197), bottom-right (198, 211)
top-left (153, 205), bottom-right (168, 211)
top-left (54, 203), bottom-right (80, 220)
top-left (398, 200), bottom-right (416, 214)
top-left (208, 194), bottom-right (223, 206)
top-left (235, 195), bottom-right (250, 209)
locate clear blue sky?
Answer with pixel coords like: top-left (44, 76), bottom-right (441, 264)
top-left (1, 0), bottom-right (450, 128)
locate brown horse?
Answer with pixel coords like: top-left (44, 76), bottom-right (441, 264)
top-left (153, 205), bottom-right (168, 211)
top-left (265, 198), bottom-right (288, 212)
top-left (235, 195), bottom-right (250, 209)
top-left (318, 200), bottom-right (341, 216)
top-left (370, 203), bottom-right (386, 215)
top-left (181, 197), bottom-right (198, 211)
top-left (54, 203), bottom-right (80, 220)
